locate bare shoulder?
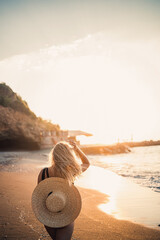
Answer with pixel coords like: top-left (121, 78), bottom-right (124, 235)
top-left (81, 163), bottom-right (90, 173)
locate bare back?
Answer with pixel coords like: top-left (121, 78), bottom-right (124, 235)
top-left (37, 166), bottom-right (57, 184)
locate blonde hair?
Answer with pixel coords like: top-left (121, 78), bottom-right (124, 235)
top-left (49, 141), bottom-right (81, 184)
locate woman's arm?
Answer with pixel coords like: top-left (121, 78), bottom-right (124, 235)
top-left (69, 141), bottom-right (90, 172)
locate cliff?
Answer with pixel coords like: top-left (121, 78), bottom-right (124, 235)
top-left (0, 83), bottom-right (36, 119)
top-left (0, 83), bottom-right (60, 150)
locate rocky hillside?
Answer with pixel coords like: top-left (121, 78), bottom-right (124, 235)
top-left (0, 83), bottom-right (36, 119)
top-left (0, 83), bottom-right (60, 150)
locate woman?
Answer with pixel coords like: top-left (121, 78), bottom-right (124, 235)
top-left (37, 140), bottom-right (90, 240)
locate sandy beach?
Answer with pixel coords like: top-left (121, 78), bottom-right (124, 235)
top-left (0, 153), bottom-right (160, 240)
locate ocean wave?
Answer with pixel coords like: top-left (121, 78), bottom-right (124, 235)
top-left (89, 145), bottom-right (160, 194)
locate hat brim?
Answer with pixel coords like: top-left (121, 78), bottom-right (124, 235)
top-left (32, 177), bottom-right (82, 228)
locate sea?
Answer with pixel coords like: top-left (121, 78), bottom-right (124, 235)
top-left (0, 145), bottom-right (160, 194)
top-left (89, 145), bottom-right (160, 194)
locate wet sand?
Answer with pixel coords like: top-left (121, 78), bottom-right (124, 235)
top-left (76, 166), bottom-right (160, 229)
top-left (0, 157), bottom-right (160, 239)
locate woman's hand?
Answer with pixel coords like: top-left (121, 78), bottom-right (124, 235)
top-left (69, 140), bottom-right (90, 172)
top-left (68, 140), bottom-right (79, 151)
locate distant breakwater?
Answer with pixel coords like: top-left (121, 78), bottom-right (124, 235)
top-left (80, 140), bottom-right (160, 155)
top-left (80, 143), bottom-right (131, 155)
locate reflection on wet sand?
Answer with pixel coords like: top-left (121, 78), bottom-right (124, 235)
top-left (76, 166), bottom-right (160, 229)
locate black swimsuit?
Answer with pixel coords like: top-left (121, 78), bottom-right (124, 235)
top-left (41, 168), bottom-right (74, 185)
top-left (41, 167), bottom-right (49, 181)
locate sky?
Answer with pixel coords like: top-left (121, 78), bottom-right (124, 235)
top-left (0, 0), bottom-right (160, 144)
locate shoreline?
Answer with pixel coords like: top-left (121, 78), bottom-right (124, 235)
top-left (1, 139), bottom-right (160, 154)
top-left (76, 166), bottom-right (160, 230)
top-left (0, 158), bottom-right (160, 239)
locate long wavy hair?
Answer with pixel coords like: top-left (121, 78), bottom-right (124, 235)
top-left (49, 141), bottom-right (81, 184)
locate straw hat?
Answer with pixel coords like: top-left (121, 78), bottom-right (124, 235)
top-left (32, 177), bottom-right (82, 228)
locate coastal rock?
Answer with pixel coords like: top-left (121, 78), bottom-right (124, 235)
top-left (0, 83), bottom-right (60, 150)
top-left (80, 143), bottom-right (130, 155)
top-left (0, 106), bottom-right (41, 150)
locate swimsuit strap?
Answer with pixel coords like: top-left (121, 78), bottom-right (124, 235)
top-left (42, 167), bottom-right (49, 181)
top-left (46, 167), bottom-right (49, 178)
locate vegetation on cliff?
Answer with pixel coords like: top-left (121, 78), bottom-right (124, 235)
top-left (0, 83), bottom-right (60, 150)
top-left (0, 83), bottom-right (36, 119)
